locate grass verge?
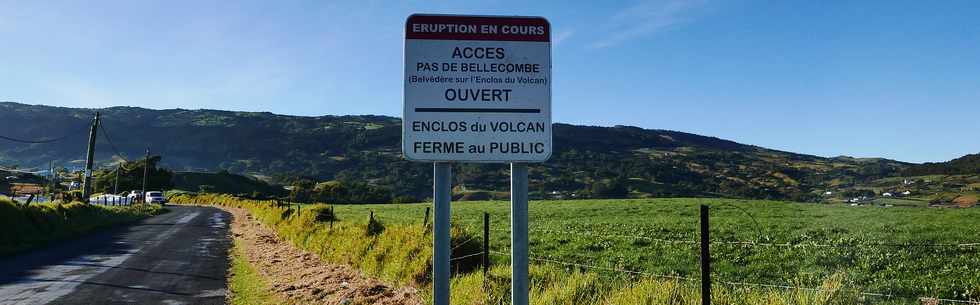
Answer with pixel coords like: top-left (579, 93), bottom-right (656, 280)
top-left (229, 239), bottom-right (280, 305)
top-left (0, 198), bottom-right (163, 256)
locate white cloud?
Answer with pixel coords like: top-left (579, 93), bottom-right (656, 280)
top-left (592, 0), bottom-right (706, 49)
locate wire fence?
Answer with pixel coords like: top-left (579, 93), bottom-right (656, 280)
top-left (483, 249), bottom-right (980, 305)
top-left (490, 226), bottom-right (980, 249)
top-left (436, 208), bottom-right (980, 305)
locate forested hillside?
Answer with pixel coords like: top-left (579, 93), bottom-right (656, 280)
top-left (902, 153), bottom-right (980, 176)
top-left (1, 102), bottom-right (913, 201)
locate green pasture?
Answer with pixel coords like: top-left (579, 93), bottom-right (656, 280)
top-left (331, 198), bottom-right (980, 301)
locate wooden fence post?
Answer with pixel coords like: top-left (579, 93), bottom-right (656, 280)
top-left (483, 212), bottom-right (490, 277)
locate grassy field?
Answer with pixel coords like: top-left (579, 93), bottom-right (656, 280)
top-left (334, 199), bottom-right (980, 301)
top-left (0, 198), bottom-right (163, 256)
top-left (172, 194), bottom-right (980, 304)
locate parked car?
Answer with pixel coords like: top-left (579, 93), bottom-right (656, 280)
top-left (145, 191), bottom-right (166, 204)
top-left (89, 194), bottom-right (125, 205)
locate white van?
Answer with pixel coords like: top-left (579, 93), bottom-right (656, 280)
top-left (145, 191), bottom-right (166, 204)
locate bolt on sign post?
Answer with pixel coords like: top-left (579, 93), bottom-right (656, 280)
top-left (403, 14), bottom-right (551, 305)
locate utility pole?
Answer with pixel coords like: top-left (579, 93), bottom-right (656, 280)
top-left (48, 160), bottom-right (54, 195)
top-left (141, 148), bottom-right (149, 203)
top-left (81, 112), bottom-right (100, 200)
top-left (114, 164), bottom-right (120, 194)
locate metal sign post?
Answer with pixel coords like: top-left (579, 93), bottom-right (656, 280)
top-left (403, 14), bottom-right (551, 305)
top-left (432, 162), bottom-right (451, 305)
top-left (510, 163), bottom-right (529, 305)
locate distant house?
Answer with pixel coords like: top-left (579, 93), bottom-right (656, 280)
top-left (10, 183), bottom-right (43, 195)
top-left (824, 191), bottom-right (833, 196)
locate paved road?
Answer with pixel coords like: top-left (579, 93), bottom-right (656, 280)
top-left (0, 206), bottom-right (231, 305)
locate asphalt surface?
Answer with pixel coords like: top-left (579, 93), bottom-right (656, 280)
top-left (0, 206), bottom-right (232, 305)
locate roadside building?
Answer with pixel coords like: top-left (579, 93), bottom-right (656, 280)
top-left (10, 183), bottom-right (43, 196)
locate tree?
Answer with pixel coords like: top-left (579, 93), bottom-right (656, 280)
top-left (198, 185), bottom-right (216, 193)
top-left (590, 178), bottom-right (629, 199)
top-left (289, 179), bottom-right (315, 203)
top-left (92, 156), bottom-right (173, 194)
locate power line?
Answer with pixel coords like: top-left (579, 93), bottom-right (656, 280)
top-left (98, 120), bottom-right (130, 162)
top-left (0, 166), bottom-right (46, 175)
top-left (0, 127), bottom-right (88, 144)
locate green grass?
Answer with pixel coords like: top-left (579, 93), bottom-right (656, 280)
top-left (330, 198), bottom-right (980, 302)
top-left (868, 198), bottom-right (928, 207)
top-left (171, 194), bottom-right (980, 304)
top-left (0, 198), bottom-right (163, 256)
top-left (229, 239), bottom-right (280, 305)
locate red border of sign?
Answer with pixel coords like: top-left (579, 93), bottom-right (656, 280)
top-left (406, 14), bottom-right (550, 42)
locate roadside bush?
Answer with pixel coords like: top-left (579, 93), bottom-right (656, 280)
top-left (365, 213), bottom-right (384, 236)
top-left (312, 205), bottom-right (336, 222)
top-left (0, 198), bottom-right (161, 256)
top-left (390, 195), bottom-right (421, 204)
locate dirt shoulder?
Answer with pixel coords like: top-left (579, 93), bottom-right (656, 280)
top-left (225, 207), bottom-right (422, 305)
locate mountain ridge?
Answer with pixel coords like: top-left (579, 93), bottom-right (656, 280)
top-left (1, 101), bottom-right (916, 201)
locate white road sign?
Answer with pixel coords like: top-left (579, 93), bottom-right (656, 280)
top-left (403, 14), bottom-right (552, 163)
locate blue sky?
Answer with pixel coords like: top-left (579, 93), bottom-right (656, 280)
top-left (1, 1), bottom-right (978, 163)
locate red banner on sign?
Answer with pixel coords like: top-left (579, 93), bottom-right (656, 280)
top-left (406, 14), bottom-right (550, 42)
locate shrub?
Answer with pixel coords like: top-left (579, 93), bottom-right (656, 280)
top-left (0, 198), bottom-right (161, 256)
top-left (312, 206), bottom-right (336, 222)
top-left (366, 212), bottom-right (384, 236)
top-left (391, 195), bottom-right (421, 204)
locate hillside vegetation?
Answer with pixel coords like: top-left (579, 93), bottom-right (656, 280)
top-left (170, 193), bottom-right (980, 304)
top-left (903, 154), bottom-right (980, 176)
top-left (0, 198), bottom-right (162, 256)
top-left (1, 102), bottom-right (917, 202)
top-left (172, 170), bottom-right (286, 197)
